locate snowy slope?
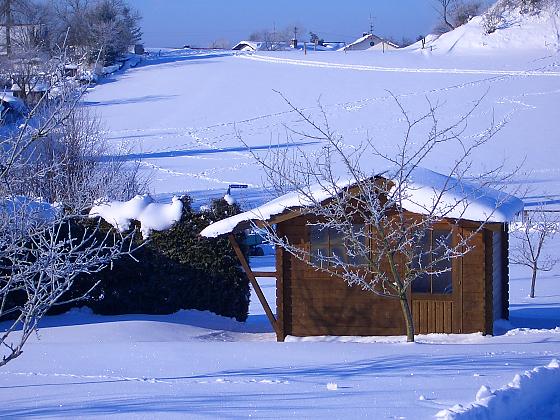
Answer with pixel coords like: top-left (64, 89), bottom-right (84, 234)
top-left (410, 3), bottom-right (560, 54)
top-left (87, 46), bottom-right (560, 211)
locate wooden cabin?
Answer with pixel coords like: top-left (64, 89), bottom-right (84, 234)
top-left (201, 169), bottom-right (523, 341)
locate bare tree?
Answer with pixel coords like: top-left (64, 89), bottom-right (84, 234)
top-left (0, 57), bottom-right (142, 367)
top-left (452, 1), bottom-right (484, 26)
top-left (511, 209), bottom-right (559, 298)
top-left (242, 94), bottom-right (515, 342)
top-left (433, 0), bottom-right (458, 32)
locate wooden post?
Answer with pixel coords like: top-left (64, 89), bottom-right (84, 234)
top-left (228, 234), bottom-right (280, 336)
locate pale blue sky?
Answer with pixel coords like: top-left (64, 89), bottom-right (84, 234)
top-left (133, 0), bottom-right (442, 48)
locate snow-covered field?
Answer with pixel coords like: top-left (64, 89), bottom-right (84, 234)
top-left (0, 254), bottom-right (559, 419)
top-left (2, 5), bottom-right (560, 419)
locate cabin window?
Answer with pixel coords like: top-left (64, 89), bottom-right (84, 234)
top-left (411, 229), bottom-right (452, 295)
top-left (309, 225), bottom-right (367, 267)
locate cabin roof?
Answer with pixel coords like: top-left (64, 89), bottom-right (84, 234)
top-left (200, 167), bottom-right (524, 238)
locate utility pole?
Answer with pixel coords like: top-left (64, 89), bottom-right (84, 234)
top-left (5, 0), bottom-right (12, 56)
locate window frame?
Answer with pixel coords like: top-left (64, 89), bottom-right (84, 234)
top-left (411, 227), bottom-right (455, 298)
top-left (308, 224), bottom-right (368, 268)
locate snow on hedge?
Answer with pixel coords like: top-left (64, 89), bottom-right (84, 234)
top-left (436, 359), bottom-right (560, 419)
top-left (200, 167), bottom-right (523, 238)
top-left (89, 195), bottom-right (182, 237)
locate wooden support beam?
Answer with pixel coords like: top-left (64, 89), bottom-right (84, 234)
top-left (228, 234), bottom-right (280, 336)
top-left (252, 271), bottom-right (278, 278)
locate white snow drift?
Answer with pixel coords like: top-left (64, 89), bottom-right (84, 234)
top-left (437, 359), bottom-right (560, 419)
top-left (89, 195), bottom-right (183, 237)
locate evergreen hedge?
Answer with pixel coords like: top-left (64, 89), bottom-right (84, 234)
top-left (57, 196), bottom-right (251, 321)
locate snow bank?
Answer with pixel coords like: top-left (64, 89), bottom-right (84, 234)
top-left (89, 195), bottom-right (182, 237)
top-left (200, 167), bottom-right (523, 238)
top-left (436, 359), bottom-right (560, 419)
top-left (0, 196), bottom-right (60, 223)
top-left (411, 2), bottom-right (560, 54)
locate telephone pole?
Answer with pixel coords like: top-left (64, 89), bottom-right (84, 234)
top-left (369, 13), bottom-right (375, 35)
top-left (4, 0), bottom-right (13, 55)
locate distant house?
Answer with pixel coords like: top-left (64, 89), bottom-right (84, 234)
top-left (131, 44), bottom-right (145, 55)
top-left (232, 41), bottom-right (264, 52)
top-left (341, 33), bottom-right (399, 52)
top-left (201, 168), bottom-right (523, 341)
top-left (64, 64), bottom-right (79, 78)
top-left (0, 93), bottom-right (26, 124)
top-left (11, 80), bottom-right (49, 107)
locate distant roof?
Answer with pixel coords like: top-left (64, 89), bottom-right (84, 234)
top-left (0, 93), bottom-right (26, 112)
top-left (340, 33), bottom-right (399, 51)
top-left (200, 167), bottom-right (523, 238)
top-left (232, 41), bottom-right (260, 51)
top-left (11, 82), bottom-right (49, 92)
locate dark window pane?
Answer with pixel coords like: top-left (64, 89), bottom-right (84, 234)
top-left (412, 273), bottom-right (430, 293)
top-left (347, 224), bottom-right (368, 265)
top-left (432, 230), bottom-right (452, 294)
top-left (412, 232), bottom-right (430, 271)
top-left (432, 271), bottom-right (452, 294)
top-left (329, 227), bottom-right (346, 263)
top-left (411, 229), bottom-right (453, 295)
top-left (310, 225), bottom-right (329, 266)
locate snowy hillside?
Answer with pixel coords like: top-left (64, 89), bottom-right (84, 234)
top-left (413, 0), bottom-right (560, 54)
top-left (85, 21), bottom-right (560, 211)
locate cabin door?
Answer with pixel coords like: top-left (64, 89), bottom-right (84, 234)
top-left (411, 227), bottom-right (462, 334)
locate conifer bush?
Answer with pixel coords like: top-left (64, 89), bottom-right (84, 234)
top-left (59, 196), bottom-right (250, 321)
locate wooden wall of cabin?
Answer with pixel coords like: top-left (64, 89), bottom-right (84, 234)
top-left (276, 217), bottom-right (499, 339)
top-left (276, 217), bottom-right (405, 338)
top-left (459, 226), bottom-right (495, 335)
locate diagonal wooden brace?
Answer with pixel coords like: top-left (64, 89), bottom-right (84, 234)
top-left (228, 234), bottom-right (280, 336)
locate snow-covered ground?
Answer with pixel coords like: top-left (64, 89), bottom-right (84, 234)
top-left (2, 4), bottom-right (560, 418)
top-left (0, 251), bottom-right (559, 419)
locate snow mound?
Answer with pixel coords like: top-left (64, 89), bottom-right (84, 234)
top-left (409, 2), bottom-right (560, 54)
top-left (89, 195), bottom-right (183, 237)
top-left (0, 196), bottom-right (60, 223)
top-left (436, 359), bottom-right (560, 419)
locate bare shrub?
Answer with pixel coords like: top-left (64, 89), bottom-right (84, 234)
top-left (482, 6), bottom-right (504, 34)
top-left (511, 209), bottom-right (559, 298)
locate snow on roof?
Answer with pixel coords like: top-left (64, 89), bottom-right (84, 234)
top-left (200, 167), bottom-right (523, 238)
top-left (388, 166), bottom-right (523, 223)
top-left (11, 82), bottom-right (49, 92)
top-left (89, 195), bottom-right (183, 238)
top-left (0, 93), bottom-right (26, 111)
top-left (340, 33), bottom-right (384, 51)
top-left (232, 41), bottom-right (260, 51)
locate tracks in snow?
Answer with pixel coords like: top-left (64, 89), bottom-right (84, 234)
top-left (237, 54), bottom-right (560, 77)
